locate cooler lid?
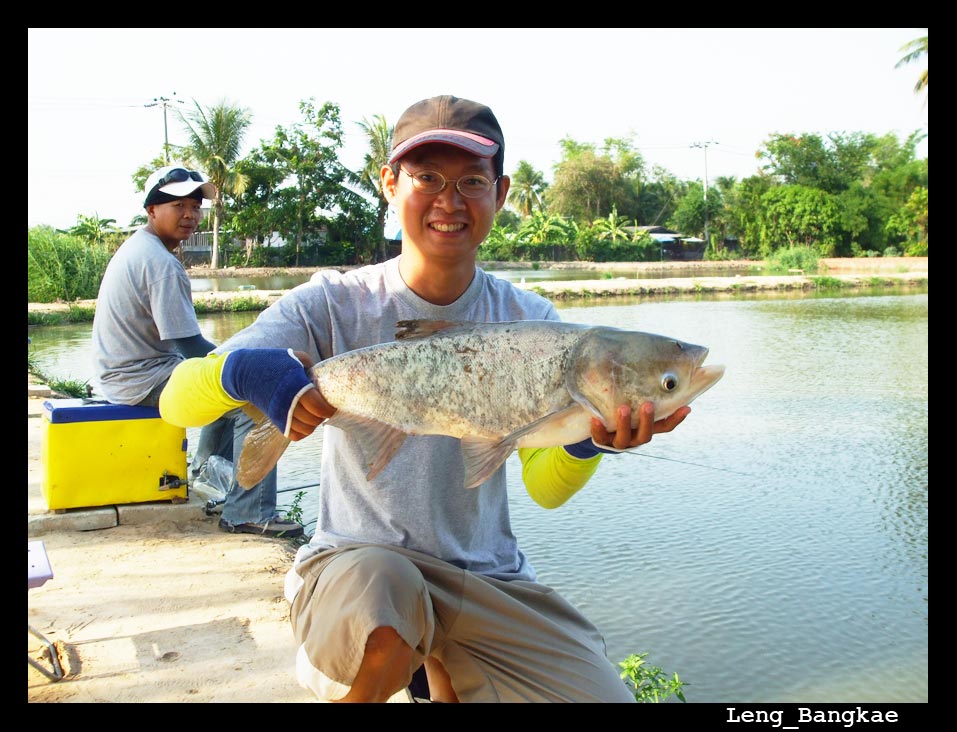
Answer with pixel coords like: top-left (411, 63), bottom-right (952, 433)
top-left (43, 398), bottom-right (162, 424)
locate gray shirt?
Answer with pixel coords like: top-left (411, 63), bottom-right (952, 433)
top-left (217, 257), bottom-right (558, 581)
top-left (92, 228), bottom-right (201, 404)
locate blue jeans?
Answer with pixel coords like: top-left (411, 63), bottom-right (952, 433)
top-left (189, 408), bottom-right (279, 526)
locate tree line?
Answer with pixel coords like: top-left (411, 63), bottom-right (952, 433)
top-left (39, 37), bottom-right (928, 269)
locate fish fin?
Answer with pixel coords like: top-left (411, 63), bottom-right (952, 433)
top-left (394, 319), bottom-right (472, 340)
top-left (564, 335), bottom-right (613, 424)
top-left (565, 383), bottom-right (605, 423)
top-left (236, 415), bottom-right (291, 489)
top-left (460, 437), bottom-right (517, 489)
top-left (496, 403), bottom-right (583, 443)
top-left (240, 402), bottom-right (266, 424)
top-left (325, 412), bottom-right (410, 481)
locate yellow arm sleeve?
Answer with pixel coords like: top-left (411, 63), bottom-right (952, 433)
top-left (519, 447), bottom-right (602, 509)
top-left (159, 353), bottom-right (245, 428)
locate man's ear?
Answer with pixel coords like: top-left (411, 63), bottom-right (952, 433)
top-left (495, 175), bottom-right (511, 212)
top-left (381, 165), bottom-right (398, 204)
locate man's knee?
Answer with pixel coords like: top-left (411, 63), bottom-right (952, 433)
top-left (292, 547), bottom-right (435, 689)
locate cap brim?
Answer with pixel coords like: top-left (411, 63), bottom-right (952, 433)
top-left (159, 180), bottom-right (218, 200)
top-left (388, 130), bottom-right (500, 164)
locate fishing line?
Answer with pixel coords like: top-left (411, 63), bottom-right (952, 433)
top-left (619, 451), bottom-right (762, 478)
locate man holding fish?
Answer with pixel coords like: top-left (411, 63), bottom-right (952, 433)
top-left (161, 95), bottom-right (720, 702)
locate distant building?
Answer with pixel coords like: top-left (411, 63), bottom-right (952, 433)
top-left (630, 226), bottom-right (706, 261)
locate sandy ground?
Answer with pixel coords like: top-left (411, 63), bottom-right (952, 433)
top-left (26, 389), bottom-right (316, 703)
top-left (27, 521), bottom-right (315, 703)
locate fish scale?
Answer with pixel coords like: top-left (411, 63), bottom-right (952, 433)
top-left (316, 325), bottom-right (579, 438)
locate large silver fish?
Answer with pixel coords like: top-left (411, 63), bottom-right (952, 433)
top-left (236, 319), bottom-right (725, 489)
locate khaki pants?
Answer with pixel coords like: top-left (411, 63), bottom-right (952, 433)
top-left (288, 544), bottom-right (635, 703)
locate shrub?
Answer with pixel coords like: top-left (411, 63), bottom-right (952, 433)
top-left (763, 246), bottom-right (819, 275)
top-left (905, 241), bottom-right (928, 257)
top-left (28, 225), bottom-right (112, 302)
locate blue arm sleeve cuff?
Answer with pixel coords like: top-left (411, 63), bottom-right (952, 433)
top-left (563, 437), bottom-right (626, 460)
top-left (220, 348), bottom-right (313, 436)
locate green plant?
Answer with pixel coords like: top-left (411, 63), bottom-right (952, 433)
top-left (764, 246), bottom-right (820, 275)
top-left (619, 652), bottom-right (688, 703)
top-left (810, 276), bottom-right (843, 289)
top-left (282, 490), bottom-right (307, 526)
top-left (193, 296), bottom-right (270, 315)
top-left (27, 305), bottom-right (97, 326)
top-left (28, 225), bottom-right (113, 303)
top-left (27, 357), bottom-right (91, 398)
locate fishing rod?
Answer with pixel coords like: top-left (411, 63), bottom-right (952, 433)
top-left (204, 481), bottom-right (321, 516)
top-left (277, 481), bottom-right (321, 495)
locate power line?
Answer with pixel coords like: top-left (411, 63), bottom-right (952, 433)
top-left (691, 140), bottom-right (719, 248)
top-left (144, 93), bottom-right (186, 164)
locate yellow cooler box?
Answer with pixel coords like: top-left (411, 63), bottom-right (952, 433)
top-left (41, 398), bottom-right (188, 510)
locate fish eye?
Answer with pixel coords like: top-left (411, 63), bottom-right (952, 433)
top-left (661, 372), bottom-right (679, 392)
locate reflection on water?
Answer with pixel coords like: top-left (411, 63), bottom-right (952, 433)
top-left (27, 293), bottom-right (927, 703)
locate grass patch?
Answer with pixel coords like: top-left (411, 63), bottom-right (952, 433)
top-left (810, 276), bottom-right (845, 289)
top-left (27, 356), bottom-right (91, 398)
top-left (27, 305), bottom-right (96, 326)
top-left (192, 296), bottom-right (271, 314)
top-left (764, 247), bottom-right (820, 275)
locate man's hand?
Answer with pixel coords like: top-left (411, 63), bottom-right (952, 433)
top-left (286, 351), bottom-right (336, 441)
top-left (564, 402), bottom-right (691, 459)
top-left (590, 402), bottom-right (691, 450)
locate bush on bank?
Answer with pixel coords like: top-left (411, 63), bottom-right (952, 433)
top-left (28, 225), bottom-right (113, 302)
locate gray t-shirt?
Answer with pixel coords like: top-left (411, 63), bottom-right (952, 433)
top-left (217, 257), bottom-right (558, 581)
top-left (92, 228), bottom-right (201, 404)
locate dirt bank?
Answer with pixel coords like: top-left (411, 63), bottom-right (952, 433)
top-left (182, 258), bottom-right (927, 279)
top-left (27, 259), bottom-right (928, 317)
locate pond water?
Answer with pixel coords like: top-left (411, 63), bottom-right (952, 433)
top-left (187, 264), bottom-right (769, 292)
top-left (27, 291), bottom-right (928, 703)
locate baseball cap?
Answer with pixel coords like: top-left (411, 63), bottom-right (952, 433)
top-left (388, 95), bottom-right (505, 174)
top-left (144, 165), bottom-right (218, 207)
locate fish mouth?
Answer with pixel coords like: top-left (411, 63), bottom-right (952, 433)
top-left (684, 344), bottom-right (724, 397)
top-left (690, 363), bottom-right (725, 398)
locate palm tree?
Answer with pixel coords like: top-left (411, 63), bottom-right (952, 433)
top-left (507, 161), bottom-right (546, 217)
top-left (895, 35), bottom-right (928, 96)
top-left (65, 213), bottom-right (118, 247)
top-left (179, 100), bottom-right (252, 269)
top-left (350, 114), bottom-right (393, 262)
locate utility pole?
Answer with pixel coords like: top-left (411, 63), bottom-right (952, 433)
top-left (145, 93), bottom-right (185, 164)
top-left (691, 140), bottom-right (718, 252)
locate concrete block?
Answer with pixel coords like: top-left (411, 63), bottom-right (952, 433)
top-left (27, 507), bottom-right (118, 537)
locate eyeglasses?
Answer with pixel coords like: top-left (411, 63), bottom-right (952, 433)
top-left (401, 168), bottom-right (499, 199)
top-left (157, 168), bottom-right (205, 187)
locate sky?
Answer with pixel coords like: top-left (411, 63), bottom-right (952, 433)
top-left (28, 28), bottom-right (928, 231)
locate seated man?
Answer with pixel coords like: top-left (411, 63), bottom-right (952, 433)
top-left (92, 164), bottom-right (303, 538)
